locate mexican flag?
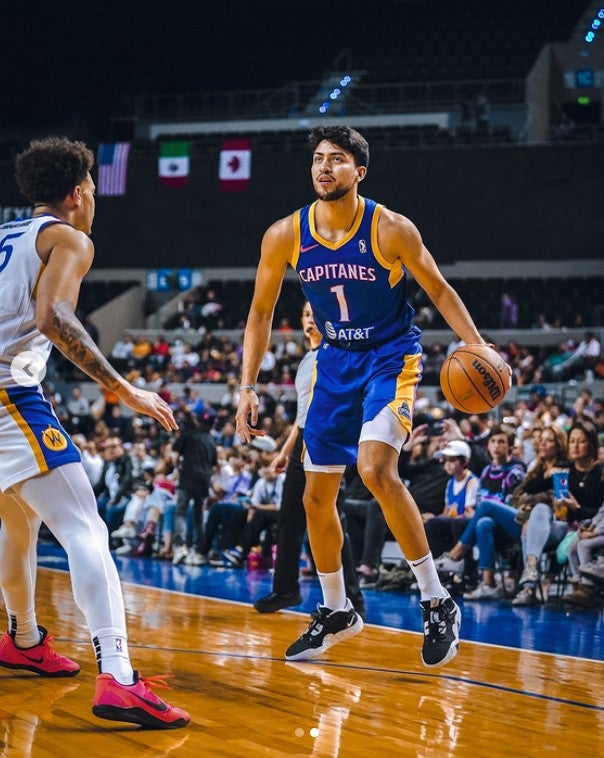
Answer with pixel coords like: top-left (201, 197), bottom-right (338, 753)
top-left (219, 138), bottom-right (251, 191)
top-left (159, 141), bottom-right (190, 188)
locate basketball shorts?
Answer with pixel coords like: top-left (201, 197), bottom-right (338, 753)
top-left (304, 333), bottom-right (422, 467)
top-left (0, 385), bottom-right (80, 493)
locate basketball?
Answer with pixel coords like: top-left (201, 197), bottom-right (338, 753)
top-left (440, 344), bottom-right (511, 414)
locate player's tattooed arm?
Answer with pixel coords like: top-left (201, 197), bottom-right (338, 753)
top-left (49, 300), bottom-right (125, 392)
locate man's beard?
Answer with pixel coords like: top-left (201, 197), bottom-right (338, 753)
top-left (313, 182), bottom-right (354, 202)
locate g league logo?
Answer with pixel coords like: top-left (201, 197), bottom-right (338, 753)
top-left (359, 239), bottom-right (367, 253)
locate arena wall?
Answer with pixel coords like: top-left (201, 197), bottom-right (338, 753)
top-left (0, 142), bottom-right (602, 269)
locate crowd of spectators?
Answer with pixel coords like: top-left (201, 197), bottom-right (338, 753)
top-left (40, 341), bottom-right (604, 610)
top-left (37, 280), bottom-right (604, 610)
top-left (49, 318), bottom-right (602, 393)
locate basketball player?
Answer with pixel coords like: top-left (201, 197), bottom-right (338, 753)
top-left (0, 138), bottom-right (189, 728)
top-left (236, 126), bottom-right (498, 667)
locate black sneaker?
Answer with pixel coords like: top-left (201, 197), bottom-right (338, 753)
top-left (420, 596), bottom-right (461, 668)
top-left (254, 591), bottom-right (303, 613)
top-left (285, 599), bottom-right (363, 661)
top-left (222, 547), bottom-right (244, 568)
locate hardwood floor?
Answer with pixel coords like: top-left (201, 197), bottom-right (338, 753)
top-left (0, 568), bottom-right (602, 756)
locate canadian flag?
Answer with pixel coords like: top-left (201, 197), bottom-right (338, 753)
top-left (219, 138), bottom-right (251, 192)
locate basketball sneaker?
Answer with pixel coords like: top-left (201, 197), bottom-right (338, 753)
top-left (420, 596), bottom-right (461, 668)
top-left (0, 627), bottom-right (80, 677)
top-left (92, 672), bottom-right (190, 729)
top-left (284, 599), bottom-right (363, 661)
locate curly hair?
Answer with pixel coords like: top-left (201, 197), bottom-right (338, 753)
top-left (15, 137), bottom-right (94, 204)
top-left (308, 126), bottom-right (369, 168)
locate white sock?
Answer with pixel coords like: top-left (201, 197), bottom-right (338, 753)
top-left (318, 568), bottom-right (347, 611)
top-left (409, 552), bottom-right (449, 601)
top-left (8, 609), bottom-right (41, 648)
top-left (93, 628), bottom-right (134, 684)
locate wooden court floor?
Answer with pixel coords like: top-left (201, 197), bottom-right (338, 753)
top-left (0, 568), bottom-right (602, 757)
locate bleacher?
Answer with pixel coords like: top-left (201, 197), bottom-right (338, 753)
top-left (165, 276), bottom-right (604, 333)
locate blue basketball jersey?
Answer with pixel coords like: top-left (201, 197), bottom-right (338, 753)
top-left (291, 196), bottom-right (416, 350)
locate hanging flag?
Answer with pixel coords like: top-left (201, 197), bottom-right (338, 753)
top-left (159, 141), bottom-right (190, 188)
top-left (97, 142), bottom-right (130, 196)
top-left (219, 138), bottom-right (251, 192)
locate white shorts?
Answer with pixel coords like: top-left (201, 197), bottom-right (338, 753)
top-left (304, 407), bottom-right (406, 474)
top-left (0, 385), bottom-right (80, 493)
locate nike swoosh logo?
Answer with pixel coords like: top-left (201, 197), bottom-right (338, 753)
top-left (20, 651), bottom-right (44, 663)
top-left (299, 243), bottom-right (319, 253)
top-left (130, 690), bottom-right (169, 712)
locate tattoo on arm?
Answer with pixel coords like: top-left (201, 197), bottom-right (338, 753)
top-left (50, 301), bottom-right (123, 392)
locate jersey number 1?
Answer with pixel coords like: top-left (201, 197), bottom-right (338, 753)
top-left (329, 284), bottom-right (351, 323)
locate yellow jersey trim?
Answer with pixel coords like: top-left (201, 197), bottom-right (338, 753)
top-left (291, 210), bottom-right (301, 269)
top-left (308, 196), bottom-right (366, 250)
top-left (0, 389), bottom-right (48, 473)
top-left (31, 262), bottom-right (45, 302)
top-left (371, 204), bottom-right (403, 288)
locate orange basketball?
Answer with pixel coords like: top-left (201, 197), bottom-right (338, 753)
top-left (439, 344), bottom-right (511, 414)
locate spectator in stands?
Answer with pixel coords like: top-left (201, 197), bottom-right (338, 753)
top-left (222, 466), bottom-right (286, 568)
top-left (452, 414), bottom-right (491, 475)
top-left (213, 419), bottom-right (237, 449)
top-left (199, 289), bottom-right (223, 330)
top-left (171, 407), bottom-right (217, 566)
top-left (564, 499), bottom-right (604, 609)
top-left (111, 469), bottom-right (156, 554)
top-left (106, 404), bottom-right (134, 442)
top-left (446, 334), bottom-right (465, 356)
top-left (512, 419), bottom-right (604, 607)
top-left (436, 426), bottom-right (526, 600)
top-left (71, 435), bottom-right (104, 488)
top-left (552, 331), bottom-right (601, 382)
top-left (66, 385), bottom-right (92, 435)
top-left (169, 342), bottom-right (200, 381)
top-left (422, 341), bottom-right (446, 385)
top-left (132, 334), bottom-right (153, 366)
top-left (219, 378), bottom-right (240, 411)
top-left (149, 335), bottom-right (171, 370)
top-left (110, 332), bottom-right (134, 371)
top-left (532, 313), bottom-right (553, 331)
top-left (537, 340), bottom-right (575, 381)
top-left (499, 292), bottom-right (518, 329)
top-left (425, 440), bottom-right (478, 563)
top-left (340, 466), bottom-right (388, 589)
top-left (197, 452), bottom-right (254, 565)
top-left (94, 437), bottom-right (135, 535)
top-left (398, 424), bottom-right (450, 520)
top-left (129, 440), bottom-right (156, 479)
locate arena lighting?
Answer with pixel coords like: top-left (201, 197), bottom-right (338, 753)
top-left (584, 7), bottom-right (604, 42)
top-left (317, 74), bottom-right (354, 113)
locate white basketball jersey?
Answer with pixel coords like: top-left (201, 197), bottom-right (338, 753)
top-left (0, 214), bottom-right (62, 388)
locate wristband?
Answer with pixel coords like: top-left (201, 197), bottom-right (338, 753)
top-left (240, 385), bottom-right (256, 392)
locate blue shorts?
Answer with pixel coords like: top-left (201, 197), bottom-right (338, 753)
top-left (0, 385), bottom-right (81, 492)
top-left (304, 332), bottom-right (423, 466)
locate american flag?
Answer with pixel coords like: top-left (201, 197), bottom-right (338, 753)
top-left (97, 142), bottom-right (130, 196)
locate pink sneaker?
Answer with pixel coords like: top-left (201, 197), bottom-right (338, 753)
top-left (0, 627), bottom-right (80, 677)
top-left (92, 672), bottom-right (190, 729)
